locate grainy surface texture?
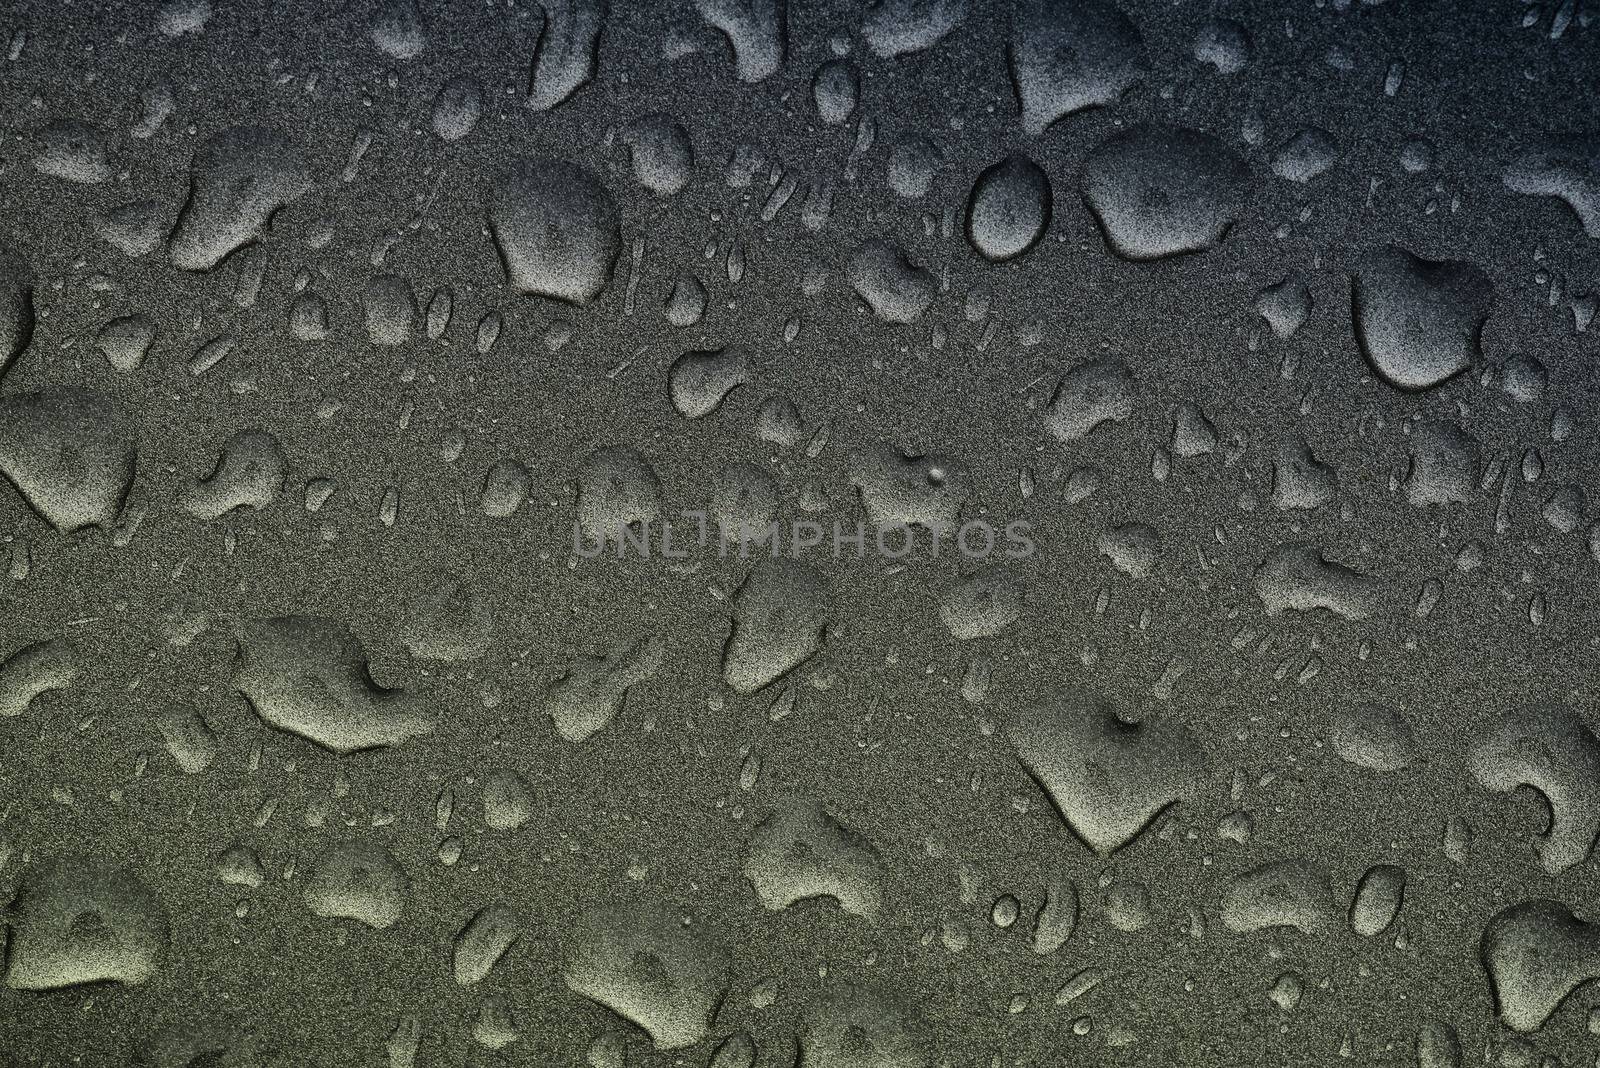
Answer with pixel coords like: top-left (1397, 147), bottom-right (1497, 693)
top-left (0, 0), bottom-right (1599, 1064)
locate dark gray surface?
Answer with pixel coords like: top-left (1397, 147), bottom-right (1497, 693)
top-left (1, 0), bottom-right (1599, 1064)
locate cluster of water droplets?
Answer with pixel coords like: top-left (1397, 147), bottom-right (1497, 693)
top-left (0, 0), bottom-right (1599, 1064)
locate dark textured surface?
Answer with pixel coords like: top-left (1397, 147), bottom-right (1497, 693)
top-left (1, 0), bottom-right (1599, 1064)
